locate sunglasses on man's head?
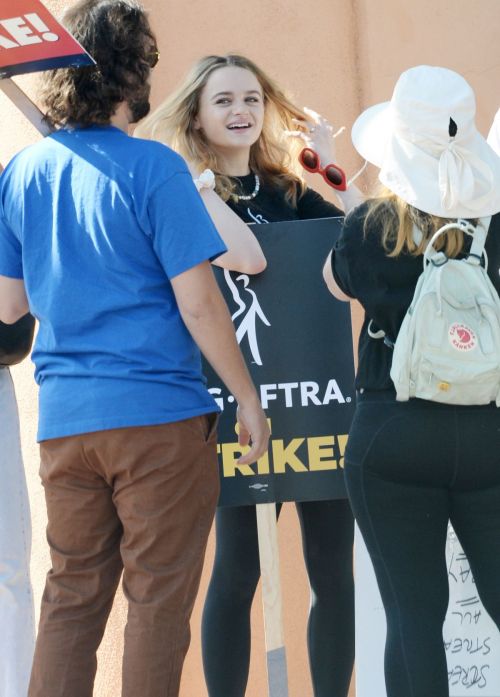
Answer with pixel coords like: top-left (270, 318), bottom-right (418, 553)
top-left (146, 49), bottom-right (160, 68)
top-left (299, 148), bottom-right (347, 191)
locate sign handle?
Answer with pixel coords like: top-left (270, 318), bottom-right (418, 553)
top-left (0, 78), bottom-right (50, 136)
top-left (256, 502), bottom-right (290, 697)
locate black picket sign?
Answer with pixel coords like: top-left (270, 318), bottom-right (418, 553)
top-left (203, 216), bottom-right (356, 507)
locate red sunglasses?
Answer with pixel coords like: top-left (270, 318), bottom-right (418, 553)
top-left (299, 148), bottom-right (347, 191)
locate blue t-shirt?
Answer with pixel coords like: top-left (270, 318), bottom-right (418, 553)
top-left (0, 125), bottom-right (227, 440)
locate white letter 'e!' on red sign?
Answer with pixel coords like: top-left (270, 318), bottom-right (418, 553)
top-left (0, 0), bottom-right (94, 78)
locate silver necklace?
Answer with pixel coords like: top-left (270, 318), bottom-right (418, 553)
top-left (234, 173), bottom-right (260, 201)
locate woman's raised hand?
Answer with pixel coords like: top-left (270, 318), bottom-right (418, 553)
top-left (284, 106), bottom-right (345, 168)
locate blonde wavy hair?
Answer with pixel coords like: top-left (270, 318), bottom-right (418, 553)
top-left (135, 54), bottom-right (306, 205)
top-left (364, 188), bottom-right (473, 258)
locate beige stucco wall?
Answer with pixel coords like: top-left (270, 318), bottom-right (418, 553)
top-left (5, 1), bottom-right (500, 696)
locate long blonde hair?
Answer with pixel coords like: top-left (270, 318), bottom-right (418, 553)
top-left (135, 54), bottom-right (306, 205)
top-left (364, 188), bottom-right (471, 258)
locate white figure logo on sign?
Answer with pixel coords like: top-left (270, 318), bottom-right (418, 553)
top-left (224, 269), bottom-right (271, 366)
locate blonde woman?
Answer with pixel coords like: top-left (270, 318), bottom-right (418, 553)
top-left (325, 65), bottom-right (500, 697)
top-left (137, 54), bottom-right (355, 697)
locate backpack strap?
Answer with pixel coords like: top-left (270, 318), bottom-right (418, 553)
top-left (422, 218), bottom-right (492, 269)
top-left (367, 319), bottom-right (394, 348)
top-left (371, 216), bottom-right (493, 348)
top-left (469, 215), bottom-right (491, 263)
top-left (413, 223), bottom-right (448, 266)
top-left (367, 319), bottom-right (385, 339)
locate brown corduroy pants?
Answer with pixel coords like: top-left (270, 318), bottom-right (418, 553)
top-left (28, 414), bottom-right (219, 697)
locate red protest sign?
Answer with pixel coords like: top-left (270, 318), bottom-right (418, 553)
top-left (0, 0), bottom-right (94, 78)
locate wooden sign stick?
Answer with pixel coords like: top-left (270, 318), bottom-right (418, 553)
top-left (256, 502), bottom-right (290, 697)
top-left (0, 77), bottom-right (50, 136)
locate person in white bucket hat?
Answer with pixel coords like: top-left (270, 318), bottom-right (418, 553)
top-left (323, 65), bottom-right (500, 697)
top-left (351, 65), bottom-right (500, 218)
top-left (487, 106), bottom-right (500, 155)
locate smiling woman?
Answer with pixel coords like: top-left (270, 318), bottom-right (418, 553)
top-left (193, 66), bottom-right (266, 170)
top-left (136, 53), bottom-right (356, 697)
top-left (135, 54), bottom-right (310, 211)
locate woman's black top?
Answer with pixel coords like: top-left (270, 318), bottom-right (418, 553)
top-left (331, 202), bottom-right (500, 391)
top-left (0, 313), bottom-right (35, 366)
top-left (225, 173), bottom-right (343, 223)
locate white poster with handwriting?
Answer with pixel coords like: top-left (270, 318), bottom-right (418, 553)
top-left (444, 527), bottom-right (500, 695)
top-left (355, 525), bottom-right (500, 697)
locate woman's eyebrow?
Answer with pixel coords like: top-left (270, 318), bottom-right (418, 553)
top-left (211, 90), bottom-right (261, 99)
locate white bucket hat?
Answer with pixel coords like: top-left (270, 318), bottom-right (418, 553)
top-left (487, 108), bottom-right (500, 156)
top-left (352, 65), bottom-right (500, 218)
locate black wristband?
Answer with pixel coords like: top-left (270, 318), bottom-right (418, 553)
top-left (0, 313), bottom-right (35, 366)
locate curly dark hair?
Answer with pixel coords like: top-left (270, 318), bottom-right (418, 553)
top-left (39, 0), bottom-right (157, 128)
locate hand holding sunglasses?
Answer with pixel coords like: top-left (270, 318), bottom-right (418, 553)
top-left (285, 107), bottom-right (340, 165)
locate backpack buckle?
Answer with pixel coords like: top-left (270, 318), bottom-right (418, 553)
top-left (467, 252), bottom-right (482, 266)
top-left (430, 253), bottom-right (448, 267)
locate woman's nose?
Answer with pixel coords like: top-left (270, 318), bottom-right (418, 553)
top-left (232, 101), bottom-right (249, 115)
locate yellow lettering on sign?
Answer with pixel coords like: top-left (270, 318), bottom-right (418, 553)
top-left (257, 450), bottom-right (270, 475)
top-left (218, 428), bottom-right (348, 476)
top-left (337, 434), bottom-right (348, 468)
top-left (308, 436), bottom-right (337, 471)
top-left (272, 439), bottom-right (307, 473)
top-left (221, 443), bottom-right (255, 477)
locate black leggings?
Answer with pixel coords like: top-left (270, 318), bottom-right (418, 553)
top-left (345, 392), bottom-right (500, 697)
top-left (201, 499), bottom-right (354, 697)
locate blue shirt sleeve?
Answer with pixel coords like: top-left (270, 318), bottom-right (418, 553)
top-left (147, 171), bottom-right (227, 279)
top-left (0, 169), bottom-right (23, 279)
top-left (0, 215), bottom-right (23, 279)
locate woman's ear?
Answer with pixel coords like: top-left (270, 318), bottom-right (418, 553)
top-left (193, 116), bottom-right (201, 130)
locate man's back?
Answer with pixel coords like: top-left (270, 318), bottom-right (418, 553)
top-left (0, 126), bottom-right (225, 439)
top-left (0, 4), bottom-right (269, 696)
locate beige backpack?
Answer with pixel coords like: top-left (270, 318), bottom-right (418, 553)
top-left (389, 217), bottom-right (500, 405)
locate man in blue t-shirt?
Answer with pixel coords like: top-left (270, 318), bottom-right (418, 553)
top-left (0, 1), bottom-right (269, 695)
